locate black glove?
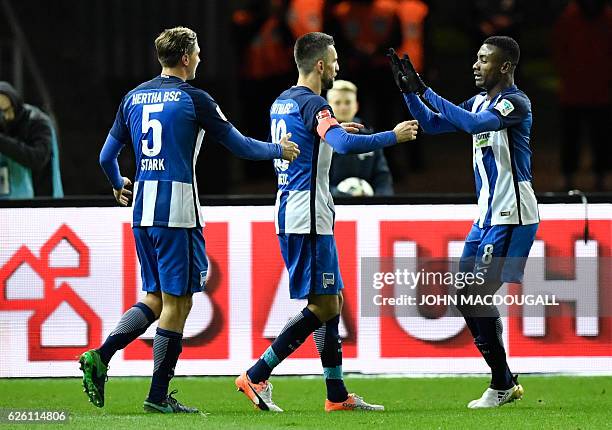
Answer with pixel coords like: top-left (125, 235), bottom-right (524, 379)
top-left (388, 48), bottom-right (412, 93)
top-left (400, 53), bottom-right (427, 95)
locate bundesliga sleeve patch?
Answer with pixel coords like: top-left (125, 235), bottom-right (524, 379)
top-left (315, 109), bottom-right (339, 138)
top-left (494, 99), bottom-right (515, 117)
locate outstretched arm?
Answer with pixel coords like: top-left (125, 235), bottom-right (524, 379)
top-left (388, 49), bottom-right (500, 135)
top-left (315, 108), bottom-right (397, 154)
top-left (316, 108), bottom-right (417, 154)
top-left (324, 126), bottom-right (397, 155)
top-left (190, 89), bottom-right (295, 161)
top-left (402, 93), bottom-right (459, 134)
top-left (217, 126), bottom-right (283, 160)
top-left (422, 88), bottom-right (501, 134)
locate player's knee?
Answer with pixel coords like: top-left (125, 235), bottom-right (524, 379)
top-left (143, 292), bottom-right (163, 318)
top-left (161, 294), bottom-right (192, 320)
top-left (307, 293), bottom-right (341, 322)
top-left (311, 301), bottom-right (340, 322)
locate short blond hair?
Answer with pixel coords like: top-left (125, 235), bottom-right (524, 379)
top-left (330, 80), bottom-right (357, 95)
top-left (155, 26), bottom-right (198, 67)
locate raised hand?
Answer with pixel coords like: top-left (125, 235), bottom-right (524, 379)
top-left (400, 53), bottom-right (428, 95)
top-left (387, 48), bottom-right (412, 93)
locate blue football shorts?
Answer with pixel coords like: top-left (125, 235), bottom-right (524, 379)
top-left (459, 223), bottom-right (538, 283)
top-left (278, 233), bottom-right (344, 300)
top-left (133, 226), bottom-right (208, 296)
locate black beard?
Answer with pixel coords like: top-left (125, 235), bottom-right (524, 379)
top-left (322, 76), bottom-right (334, 91)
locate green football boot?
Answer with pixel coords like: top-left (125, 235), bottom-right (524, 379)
top-left (78, 349), bottom-right (108, 407)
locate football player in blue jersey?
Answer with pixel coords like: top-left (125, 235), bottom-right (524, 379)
top-left (80, 26), bottom-right (299, 413)
top-left (236, 32), bottom-right (419, 412)
top-left (388, 36), bottom-right (538, 408)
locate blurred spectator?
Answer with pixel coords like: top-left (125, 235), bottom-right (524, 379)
top-left (0, 82), bottom-right (63, 199)
top-left (390, 0), bottom-right (429, 174)
top-left (469, 0), bottom-right (522, 53)
top-left (324, 0), bottom-right (402, 133)
top-left (327, 80), bottom-right (394, 196)
top-left (553, 0), bottom-right (611, 191)
top-left (232, 0), bottom-right (294, 180)
top-left (394, 0), bottom-right (429, 74)
top-left (287, 0), bottom-right (324, 38)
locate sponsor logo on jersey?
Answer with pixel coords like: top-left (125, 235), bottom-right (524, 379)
top-left (474, 131), bottom-right (492, 147)
top-left (494, 99), bottom-right (514, 117)
top-left (500, 210), bottom-right (511, 216)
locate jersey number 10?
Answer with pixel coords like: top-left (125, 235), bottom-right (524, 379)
top-left (272, 118), bottom-right (290, 173)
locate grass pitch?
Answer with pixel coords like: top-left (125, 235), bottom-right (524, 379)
top-left (0, 375), bottom-right (610, 429)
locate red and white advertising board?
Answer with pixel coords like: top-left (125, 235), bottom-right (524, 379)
top-left (0, 204), bottom-right (610, 377)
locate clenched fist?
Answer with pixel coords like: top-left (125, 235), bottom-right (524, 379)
top-left (393, 120), bottom-right (419, 143)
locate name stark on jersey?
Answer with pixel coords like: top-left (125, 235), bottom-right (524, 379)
top-left (141, 158), bottom-right (165, 171)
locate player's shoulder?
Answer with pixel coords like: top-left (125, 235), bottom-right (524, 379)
top-left (490, 86), bottom-right (530, 119)
top-left (174, 81), bottom-right (216, 106)
top-left (126, 76), bottom-right (168, 96)
top-left (121, 76), bottom-right (164, 106)
top-left (282, 86), bottom-right (328, 110)
top-left (499, 86), bottom-right (531, 111)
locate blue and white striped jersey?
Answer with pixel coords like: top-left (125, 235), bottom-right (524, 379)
top-left (462, 85), bottom-right (539, 227)
top-left (272, 86), bottom-right (340, 235)
top-left (109, 75), bottom-right (232, 228)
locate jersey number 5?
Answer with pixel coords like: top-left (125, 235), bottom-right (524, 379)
top-left (141, 103), bottom-right (164, 157)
